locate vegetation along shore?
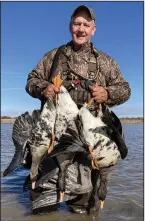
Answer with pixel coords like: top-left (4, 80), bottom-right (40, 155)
top-left (1, 116), bottom-right (143, 124)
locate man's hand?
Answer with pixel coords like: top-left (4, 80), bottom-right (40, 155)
top-left (42, 84), bottom-right (60, 100)
top-left (89, 83), bottom-right (108, 103)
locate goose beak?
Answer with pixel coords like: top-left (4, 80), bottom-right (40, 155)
top-left (100, 200), bottom-right (104, 209)
top-left (59, 191), bottom-right (65, 202)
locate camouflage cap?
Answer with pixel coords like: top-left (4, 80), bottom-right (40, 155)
top-left (71, 5), bottom-right (96, 21)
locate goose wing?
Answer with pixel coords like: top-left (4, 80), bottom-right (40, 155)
top-left (2, 110), bottom-right (40, 177)
top-left (45, 127), bottom-right (87, 159)
top-left (102, 109), bottom-right (128, 159)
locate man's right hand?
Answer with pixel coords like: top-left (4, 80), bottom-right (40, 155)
top-left (42, 84), bottom-right (60, 100)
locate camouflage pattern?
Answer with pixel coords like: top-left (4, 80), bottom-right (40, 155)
top-left (25, 41), bottom-right (131, 107)
top-left (71, 5), bottom-right (96, 22)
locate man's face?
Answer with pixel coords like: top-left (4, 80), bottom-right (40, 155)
top-left (70, 10), bottom-right (96, 48)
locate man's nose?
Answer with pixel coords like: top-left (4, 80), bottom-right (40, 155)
top-left (78, 24), bottom-right (85, 32)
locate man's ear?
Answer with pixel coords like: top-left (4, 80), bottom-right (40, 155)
top-left (91, 25), bottom-right (96, 36)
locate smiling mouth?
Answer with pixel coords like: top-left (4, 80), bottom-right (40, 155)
top-left (77, 36), bottom-right (85, 39)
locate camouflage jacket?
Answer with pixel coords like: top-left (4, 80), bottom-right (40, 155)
top-left (25, 41), bottom-right (131, 108)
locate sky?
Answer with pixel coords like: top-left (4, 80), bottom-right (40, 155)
top-left (1, 1), bottom-right (144, 117)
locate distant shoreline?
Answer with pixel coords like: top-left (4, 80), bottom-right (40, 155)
top-left (1, 118), bottom-right (143, 124)
top-left (1, 119), bottom-right (16, 124)
top-left (120, 119), bottom-right (143, 124)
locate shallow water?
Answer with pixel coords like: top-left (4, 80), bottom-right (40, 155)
top-left (1, 123), bottom-right (143, 221)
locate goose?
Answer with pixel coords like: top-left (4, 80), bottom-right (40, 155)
top-left (29, 84), bottom-right (79, 191)
top-left (28, 75), bottom-right (63, 190)
top-left (77, 102), bottom-right (128, 208)
top-left (52, 85), bottom-right (79, 201)
top-left (29, 98), bottom-right (57, 189)
top-left (78, 103), bottom-right (120, 167)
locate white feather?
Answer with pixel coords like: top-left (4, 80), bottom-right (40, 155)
top-left (54, 86), bottom-right (79, 140)
top-left (79, 103), bottom-right (106, 147)
top-left (79, 103), bottom-right (121, 168)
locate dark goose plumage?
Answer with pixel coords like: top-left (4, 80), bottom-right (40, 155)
top-left (1, 110), bottom-right (40, 177)
top-left (102, 108), bottom-right (128, 159)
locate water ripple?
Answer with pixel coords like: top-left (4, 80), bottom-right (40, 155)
top-left (1, 124), bottom-right (143, 221)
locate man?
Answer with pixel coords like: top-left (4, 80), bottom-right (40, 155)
top-left (25, 5), bottom-right (131, 109)
top-left (25, 5), bottom-right (131, 213)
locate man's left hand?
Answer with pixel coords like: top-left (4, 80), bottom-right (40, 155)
top-left (89, 83), bottom-right (108, 103)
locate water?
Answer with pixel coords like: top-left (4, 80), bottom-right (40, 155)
top-left (1, 124), bottom-right (143, 221)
